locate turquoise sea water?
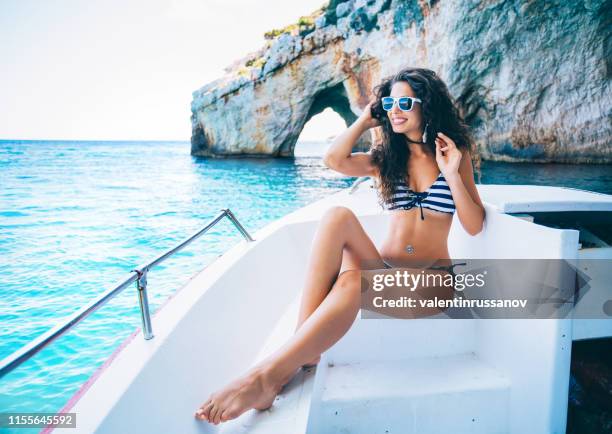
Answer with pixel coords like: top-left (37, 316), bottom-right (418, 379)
top-left (0, 139), bottom-right (611, 426)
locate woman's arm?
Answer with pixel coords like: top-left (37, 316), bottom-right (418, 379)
top-left (435, 133), bottom-right (485, 236)
top-left (323, 102), bottom-right (379, 177)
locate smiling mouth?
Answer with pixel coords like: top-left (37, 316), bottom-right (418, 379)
top-left (392, 118), bottom-right (408, 125)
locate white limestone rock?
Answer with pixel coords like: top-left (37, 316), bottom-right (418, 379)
top-left (191, 0), bottom-right (611, 162)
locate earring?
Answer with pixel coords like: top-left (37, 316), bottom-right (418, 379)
top-left (422, 123), bottom-right (429, 143)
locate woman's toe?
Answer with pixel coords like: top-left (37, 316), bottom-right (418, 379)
top-left (203, 401), bottom-right (215, 421)
top-left (208, 404), bottom-right (219, 424)
top-left (213, 405), bottom-right (223, 424)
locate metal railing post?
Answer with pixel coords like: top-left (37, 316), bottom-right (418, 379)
top-left (223, 209), bottom-right (255, 242)
top-left (133, 268), bottom-right (154, 340)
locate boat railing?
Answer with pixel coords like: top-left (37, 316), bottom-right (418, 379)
top-left (0, 208), bottom-right (254, 379)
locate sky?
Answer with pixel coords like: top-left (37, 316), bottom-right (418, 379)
top-left (0, 0), bottom-right (345, 141)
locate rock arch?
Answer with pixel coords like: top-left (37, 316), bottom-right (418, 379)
top-left (277, 83), bottom-right (370, 156)
top-left (190, 38), bottom-right (381, 158)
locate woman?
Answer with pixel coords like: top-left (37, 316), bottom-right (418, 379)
top-left (194, 67), bottom-right (486, 425)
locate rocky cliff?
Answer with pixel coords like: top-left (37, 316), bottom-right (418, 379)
top-left (191, 0), bottom-right (611, 162)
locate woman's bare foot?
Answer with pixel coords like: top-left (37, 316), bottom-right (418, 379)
top-left (194, 365), bottom-right (287, 425)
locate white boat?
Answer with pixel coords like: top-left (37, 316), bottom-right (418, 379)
top-left (38, 181), bottom-right (611, 433)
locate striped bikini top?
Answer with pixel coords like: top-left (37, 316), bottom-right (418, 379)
top-left (383, 172), bottom-right (456, 219)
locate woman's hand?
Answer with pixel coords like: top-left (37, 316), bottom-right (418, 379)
top-left (357, 100), bottom-right (381, 130)
top-left (435, 132), bottom-right (462, 179)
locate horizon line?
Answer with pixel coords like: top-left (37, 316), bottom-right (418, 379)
top-left (0, 138), bottom-right (333, 143)
top-left (0, 138), bottom-right (191, 143)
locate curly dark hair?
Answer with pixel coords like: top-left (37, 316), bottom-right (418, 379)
top-left (369, 67), bottom-right (481, 205)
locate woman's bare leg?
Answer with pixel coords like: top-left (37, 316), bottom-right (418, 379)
top-left (195, 207), bottom-right (385, 425)
top-left (297, 246), bottom-right (367, 368)
top-left (294, 206), bottom-right (384, 366)
top-left (195, 270), bottom-right (363, 425)
top-left (296, 207), bottom-right (384, 367)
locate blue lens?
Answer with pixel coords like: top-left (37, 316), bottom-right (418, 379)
top-left (398, 97), bottom-right (413, 111)
top-left (381, 97), bottom-right (394, 111)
